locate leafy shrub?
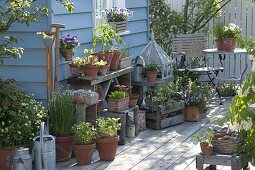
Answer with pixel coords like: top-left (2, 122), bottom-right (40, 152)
top-left (97, 117), bottom-right (121, 139)
top-left (72, 122), bottom-right (96, 145)
top-left (108, 91), bottom-right (128, 100)
top-left (0, 79), bottom-right (46, 147)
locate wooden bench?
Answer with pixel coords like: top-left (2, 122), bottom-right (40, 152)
top-left (196, 154), bottom-right (249, 170)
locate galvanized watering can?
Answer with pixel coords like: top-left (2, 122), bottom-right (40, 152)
top-left (33, 122), bottom-right (56, 170)
top-left (132, 55), bottom-right (145, 82)
top-left (12, 147), bottom-right (32, 170)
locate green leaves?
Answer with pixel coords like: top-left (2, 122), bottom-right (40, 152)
top-left (97, 117), bottom-right (121, 139)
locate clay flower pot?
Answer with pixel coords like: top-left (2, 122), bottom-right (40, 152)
top-left (146, 71), bottom-right (158, 82)
top-left (56, 136), bottom-right (74, 162)
top-left (110, 50), bottom-right (121, 71)
top-left (215, 38), bottom-right (236, 51)
top-left (96, 137), bottom-right (119, 161)
top-left (0, 146), bottom-right (15, 170)
top-left (200, 142), bottom-right (213, 156)
top-left (94, 51), bottom-right (113, 68)
top-left (84, 65), bottom-right (99, 77)
top-left (98, 65), bottom-right (109, 75)
top-left (60, 48), bottom-right (74, 61)
top-left (129, 94), bottom-right (139, 107)
top-left (69, 64), bottom-right (82, 77)
top-left (74, 143), bottom-right (95, 165)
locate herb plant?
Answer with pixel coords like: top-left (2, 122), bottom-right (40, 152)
top-left (193, 128), bottom-right (214, 147)
top-left (108, 91), bottom-right (128, 100)
top-left (144, 63), bottom-right (161, 72)
top-left (97, 117), bottom-right (121, 139)
top-left (48, 92), bottom-right (77, 137)
top-left (217, 82), bottom-right (237, 97)
top-left (72, 122), bottom-right (96, 145)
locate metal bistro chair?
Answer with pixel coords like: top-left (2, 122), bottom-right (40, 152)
top-left (171, 33), bottom-right (224, 85)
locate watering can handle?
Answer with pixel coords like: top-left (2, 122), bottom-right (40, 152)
top-left (40, 122), bottom-right (45, 169)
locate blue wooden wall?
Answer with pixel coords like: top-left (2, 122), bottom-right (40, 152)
top-left (0, 0), bottom-right (149, 103)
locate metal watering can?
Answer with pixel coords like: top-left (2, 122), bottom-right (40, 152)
top-left (33, 122), bottom-right (56, 170)
top-left (12, 147), bottom-right (32, 170)
top-left (132, 55), bottom-right (145, 82)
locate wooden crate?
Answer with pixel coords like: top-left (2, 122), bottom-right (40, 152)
top-left (119, 57), bottom-right (132, 69)
top-left (108, 97), bottom-right (130, 112)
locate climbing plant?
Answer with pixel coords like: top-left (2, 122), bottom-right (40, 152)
top-left (0, 0), bottom-right (75, 66)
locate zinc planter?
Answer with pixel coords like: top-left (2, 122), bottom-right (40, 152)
top-left (74, 143), bottom-right (95, 165)
top-left (60, 48), bottom-right (74, 61)
top-left (109, 21), bottom-right (127, 33)
top-left (96, 137), bottom-right (119, 161)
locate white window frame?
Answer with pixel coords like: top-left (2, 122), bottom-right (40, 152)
top-left (93, 0), bottom-right (126, 29)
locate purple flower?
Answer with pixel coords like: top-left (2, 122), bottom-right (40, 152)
top-left (60, 34), bottom-right (80, 49)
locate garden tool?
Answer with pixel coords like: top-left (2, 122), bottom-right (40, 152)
top-left (51, 23), bottom-right (65, 92)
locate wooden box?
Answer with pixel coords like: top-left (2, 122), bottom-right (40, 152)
top-left (119, 57), bottom-right (132, 69)
top-left (108, 97), bottom-right (130, 112)
top-left (184, 106), bottom-right (205, 122)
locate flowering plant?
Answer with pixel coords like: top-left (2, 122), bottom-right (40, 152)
top-left (82, 55), bottom-right (99, 66)
top-left (72, 122), bottom-right (96, 145)
top-left (72, 57), bottom-right (83, 67)
top-left (105, 7), bottom-right (133, 22)
top-left (213, 23), bottom-right (241, 40)
top-left (0, 79), bottom-right (46, 147)
top-left (60, 34), bottom-right (80, 49)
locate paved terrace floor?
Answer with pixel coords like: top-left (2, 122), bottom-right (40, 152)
top-left (57, 100), bottom-right (255, 170)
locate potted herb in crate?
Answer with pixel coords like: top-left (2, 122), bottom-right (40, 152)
top-left (48, 92), bottom-right (78, 162)
top-left (119, 47), bottom-right (132, 69)
top-left (96, 117), bottom-right (121, 161)
top-left (92, 24), bottom-right (124, 70)
top-left (144, 63), bottom-right (161, 82)
top-left (108, 91), bottom-right (129, 112)
top-left (72, 122), bottom-right (96, 165)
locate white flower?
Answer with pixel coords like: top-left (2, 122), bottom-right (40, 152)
top-left (1, 122), bottom-right (4, 126)
top-left (240, 118), bottom-right (253, 131)
top-left (243, 89), bottom-right (249, 96)
top-left (17, 131), bottom-right (21, 135)
top-left (252, 85), bottom-right (255, 92)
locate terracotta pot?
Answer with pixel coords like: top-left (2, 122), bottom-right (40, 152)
top-left (200, 142), bottom-right (213, 156)
top-left (56, 136), bottom-right (74, 162)
top-left (129, 94), bottom-right (139, 107)
top-left (146, 71), bottom-right (158, 82)
top-left (84, 65), bottom-right (99, 77)
top-left (96, 137), bottom-right (119, 161)
top-left (0, 146), bottom-right (15, 170)
top-left (60, 48), bottom-right (74, 61)
top-left (69, 64), bottom-right (82, 77)
top-left (215, 38), bottom-right (236, 51)
top-left (73, 95), bottom-right (85, 104)
top-left (74, 143), bottom-right (95, 165)
top-left (110, 50), bottom-right (121, 71)
top-left (97, 100), bottom-right (103, 114)
top-left (94, 51), bottom-right (113, 68)
top-left (184, 106), bottom-right (204, 122)
top-left (98, 65), bottom-right (109, 75)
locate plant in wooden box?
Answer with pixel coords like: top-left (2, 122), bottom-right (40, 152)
top-left (193, 128), bottom-right (214, 156)
top-left (96, 117), bottom-right (121, 161)
top-left (92, 24), bottom-right (124, 70)
top-left (82, 55), bottom-right (100, 77)
top-left (108, 90), bottom-right (129, 112)
top-left (213, 22), bottom-right (241, 51)
top-left (119, 47), bottom-right (131, 69)
top-left (0, 79), bottom-right (47, 170)
top-left (72, 122), bottom-right (96, 165)
top-left (48, 92), bottom-right (77, 162)
top-left (144, 63), bottom-right (161, 82)
top-left (69, 57), bottom-right (83, 77)
top-left (217, 82), bottom-right (237, 97)
top-left (105, 7), bottom-right (133, 33)
top-left (185, 80), bottom-right (212, 122)
top-left (60, 34), bottom-right (80, 61)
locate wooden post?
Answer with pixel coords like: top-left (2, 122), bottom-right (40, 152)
top-left (51, 24), bottom-right (65, 92)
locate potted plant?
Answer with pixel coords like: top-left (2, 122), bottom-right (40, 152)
top-left (193, 128), bottom-right (214, 156)
top-left (108, 90), bottom-right (129, 112)
top-left (0, 79), bottom-right (46, 170)
top-left (48, 92), bottom-right (77, 162)
top-left (184, 79), bottom-right (212, 121)
top-left (119, 47), bottom-right (132, 69)
top-left (96, 117), bottom-right (121, 161)
top-left (213, 22), bottom-right (241, 51)
top-left (129, 93), bottom-right (139, 108)
top-left (217, 82), bottom-right (237, 97)
top-left (72, 122), bottom-right (96, 165)
top-left (97, 60), bottom-right (109, 75)
top-left (144, 63), bottom-right (160, 82)
top-left (60, 34), bottom-right (80, 61)
top-left (105, 7), bottom-right (133, 32)
top-left (82, 55), bottom-right (100, 77)
top-left (92, 24), bottom-right (124, 70)
top-left (69, 57), bottom-right (83, 77)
